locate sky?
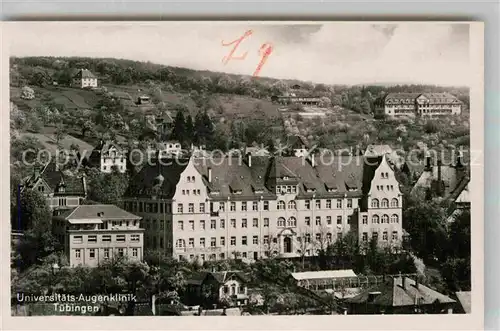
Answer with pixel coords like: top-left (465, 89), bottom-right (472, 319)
top-left (7, 22), bottom-right (471, 86)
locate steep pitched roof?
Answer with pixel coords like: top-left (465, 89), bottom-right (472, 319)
top-left (385, 93), bottom-right (421, 102)
top-left (186, 271), bottom-right (249, 286)
top-left (73, 69), bottom-right (97, 79)
top-left (125, 158), bottom-right (189, 199)
top-left (287, 135), bottom-right (309, 149)
top-left (347, 277), bottom-right (455, 307)
top-left (364, 145), bottom-right (393, 157)
top-left (23, 162), bottom-right (86, 196)
top-left (58, 204), bottom-right (141, 220)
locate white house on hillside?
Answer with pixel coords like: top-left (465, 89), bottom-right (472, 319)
top-left (72, 69), bottom-right (98, 88)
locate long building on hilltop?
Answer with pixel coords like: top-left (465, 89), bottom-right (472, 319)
top-left (122, 153), bottom-right (403, 262)
top-left (374, 92), bottom-right (462, 118)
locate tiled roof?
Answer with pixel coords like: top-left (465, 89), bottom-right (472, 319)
top-left (186, 271), bottom-right (249, 286)
top-left (385, 93), bottom-right (421, 101)
top-left (73, 69), bottom-right (97, 79)
top-left (411, 163), bottom-right (468, 199)
top-left (92, 140), bottom-right (123, 154)
top-left (347, 277), bottom-right (455, 307)
top-left (125, 155), bottom-right (387, 201)
top-left (419, 92), bottom-right (461, 104)
top-left (287, 135), bottom-right (309, 149)
top-left (23, 162), bottom-right (86, 196)
top-left (58, 204), bottom-right (141, 221)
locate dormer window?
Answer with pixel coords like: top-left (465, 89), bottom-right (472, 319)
top-left (283, 176), bottom-right (289, 180)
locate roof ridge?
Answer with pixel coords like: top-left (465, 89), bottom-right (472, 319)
top-left (64, 205), bottom-right (81, 220)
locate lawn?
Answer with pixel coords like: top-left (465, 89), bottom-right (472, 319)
top-left (20, 131), bottom-right (95, 157)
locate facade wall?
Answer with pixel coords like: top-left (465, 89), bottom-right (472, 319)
top-left (100, 146), bottom-right (127, 173)
top-left (60, 220), bottom-right (144, 267)
top-left (72, 78), bottom-right (98, 88)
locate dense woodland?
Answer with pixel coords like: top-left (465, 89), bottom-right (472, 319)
top-left (10, 56), bottom-right (471, 314)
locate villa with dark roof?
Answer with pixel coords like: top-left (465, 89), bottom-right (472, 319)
top-left (52, 204), bottom-right (143, 267)
top-left (89, 140), bottom-right (127, 173)
top-left (22, 162), bottom-right (87, 212)
top-left (122, 152), bottom-right (403, 262)
top-left (345, 276), bottom-right (456, 314)
top-left (374, 92), bottom-right (462, 118)
top-left (71, 69), bottom-right (98, 88)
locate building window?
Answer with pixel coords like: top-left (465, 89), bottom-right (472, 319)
top-left (88, 235), bottom-right (97, 243)
top-left (253, 218), bottom-right (258, 227)
top-left (89, 249), bottom-right (96, 259)
top-left (117, 248), bottom-right (125, 257)
top-left (241, 202), bottom-right (247, 211)
top-left (287, 217), bottom-right (297, 227)
top-left (326, 199), bottom-right (332, 209)
top-left (132, 248), bottom-right (138, 257)
top-left (305, 200), bottom-right (311, 209)
top-left (263, 201), bottom-right (269, 211)
top-left (104, 248), bottom-right (110, 259)
top-left (362, 232), bottom-right (368, 242)
top-left (347, 199), bottom-right (353, 208)
top-left (220, 219), bottom-right (225, 228)
top-left (372, 232), bottom-right (379, 241)
top-left (231, 219), bottom-right (236, 228)
top-left (326, 216), bottom-right (332, 225)
top-left (315, 200), bottom-right (321, 209)
top-left (253, 236), bottom-right (258, 245)
top-left (383, 231), bottom-right (388, 241)
top-left (200, 238), bottom-right (206, 247)
top-left (362, 215), bottom-right (368, 224)
top-left (288, 200), bottom-right (296, 210)
top-left (326, 233), bottom-right (332, 242)
top-left (220, 237), bottom-right (225, 246)
top-left (177, 204), bottom-right (183, 213)
top-left (381, 199), bottom-right (389, 208)
top-left (73, 235), bottom-right (83, 244)
top-left (219, 202), bottom-right (225, 212)
top-left (391, 198), bottom-right (399, 208)
top-left (200, 220), bottom-right (206, 230)
top-left (305, 234), bottom-right (311, 243)
top-left (131, 235), bottom-right (140, 242)
top-left (315, 233), bottom-right (321, 242)
top-left (315, 216), bottom-right (321, 226)
top-left (337, 216), bottom-right (342, 225)
top-left (391, 214), bottom-right (399, 223)
top-left (264, 218), bottom-right (269, 227)
top-left (242, 236), bottom-right (247, 245)
top-left (230, 202), bottom-right (236, 211)
top-left (211, 237), bottom-right (216, 247)
top-left (242, 218), bottom-right (248, 228)
top-left (252, 201), bottom-right (258, 211)
top-left (178, 221), bottom-right (184, 230)
top-left (337, 232), bottom-right (343, 241)
top-left (277, 217), bottom-right (286, 227)
top-left (211, 219), bottom-right (216, 229)
top-left (230, 236), bottom-right (236, 246)
top-left (371, 199), bottom-right (379, 208)
top-left (277, 201), bottom-right (285, 210)
top-left (336, 199), bottom-right (342, 209)
top-left (188, 203), bottom-right (194, 213)
top-left (189, 220), bottom-right (195, 230)
top-left (305, 217), bottom-right (311, 226)
top-left (263, 236), bottom-right (269, 245)
top-left (381, 214), bottom-right (389, 223)
top-left (392, 231), bottom-right (398, 241)
top-left (199, 203), bottom-right (205, 213)
top-left (116, 235), bottom-right (125, 242)
top-left (188, 238), bottom-right (194, 248)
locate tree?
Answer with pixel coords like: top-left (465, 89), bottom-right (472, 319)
top-left (185, 115), bottom-right (194, 145)
top-left (194, 110), bottom-right (215, 148)
top-left (88, 171), bottom-right (130, 205)
top-left (80, 119), bottom-right (94, 138)
top-left (170, 110), bottom-right (186, 144)
top-left (55, 123), bottom-right (67, 146)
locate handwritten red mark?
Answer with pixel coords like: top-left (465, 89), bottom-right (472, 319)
top-left (221, 30), bottom-right (253, 65)
top-left (253, 42), bottom-right (273, 77)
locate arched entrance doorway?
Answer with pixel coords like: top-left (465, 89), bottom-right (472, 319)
top-left (283, 236), bottom-right (292, 253)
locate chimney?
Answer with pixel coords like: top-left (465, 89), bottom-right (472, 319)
top-left (402, 276), bottom-right (407, 290)
top-left (350, 146), bottom-right (353, 156)
top-left (424, 150), bottom-right (432, 171)
top-left (82, 175), bottom-right (88, 196)
top-left (151, 294), bottom-right (156, 316)
top-left (456, 150), bottom-right (464, 168)
top-left (33, 167), bottom-right (40, 179)
top-left (415, 277), bottom-right (419, 290)
top-left (247, 153), bottom-right (252, 168)
top-left (310, 153), bottom-right (315, 167)
top-left (208, 167), bottom-right (212, 183)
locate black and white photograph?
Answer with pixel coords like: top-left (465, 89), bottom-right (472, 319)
top-left (5, 21), bottom-right (483, 324)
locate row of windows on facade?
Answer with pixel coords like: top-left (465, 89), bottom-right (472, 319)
top-left (174, 230), bottom-right (400, 249)
top-left (371, 198), bottom-right (399, 208)
top-left (102, 165), bottom-right (125, 171)
top-left (124, 198), bottom-right (363, 215)
top-left (173, 213), bottom-right (399, 231)
top-left (178, 252), bottom-right (256, 262)
top-left (72, 234), bottom-right (141, 244)
top-left (58, 220), bottom-right (140, 231)
top-left (74, 247), bottom-right (139, 259)
top-left (376, 185), bottom-right (395, 191)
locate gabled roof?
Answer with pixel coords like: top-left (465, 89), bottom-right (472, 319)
top-left (455, 291), bottom-right (471, 314)
top-left (385, 93), bottom-right (421, 102)
top-left (187, 271), bottom-right (249, 286)
top-left (287, 135), bottom-right (308, 149)
top-left (57, 204), bottom-right (141, 221)
top-left (347, 277), bottom-right (455, 307)
top-left (93, 140), bottom-right (123, 154)
top-left (364, 145), bottom-right (393, 157)
top-left (23, 162), bottom-right (86, 196)
top-left (73, 69), bottom-right (97, 79)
